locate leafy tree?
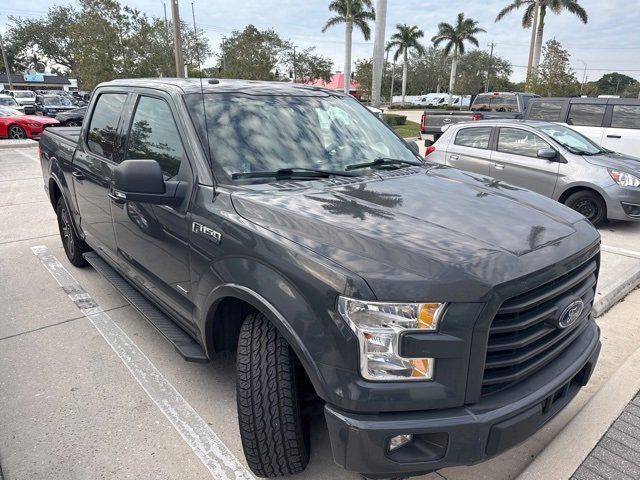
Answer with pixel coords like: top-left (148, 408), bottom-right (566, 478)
top-left (406, 47), bottom-right (450, 96)
top-left (622, 81), bottom-right (640, 99)
top-left (432, 13), bottom-right (485, 102)
top-left (495, 1), bottom-right (587, 74)
top-left (455, 50), bottom-right (513, 95)
top-left (385, 24), bottom-right (426, 105)
top-left (597, 72), bottom-right (637, 96)
top-left (322, 0), bottom-right (375, 94)
top-left (528, 39), bottom-right (579, 96)
top-left (217, 25), bottom-right (290, 80)
top-left (283, 47), bottom-right (333, 84)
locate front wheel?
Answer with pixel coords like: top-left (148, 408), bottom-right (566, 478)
top-left (8, 125), bottom-right (26, 139)
top-left (56, 197), bottom-right (90, 267)
top-left (236, 312), bottom-right (309, 477)
top-left (564, 190), bottom-right (607, 227)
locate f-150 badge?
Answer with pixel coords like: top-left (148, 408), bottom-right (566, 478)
top-left (192, 222), bottom-right (222, 244)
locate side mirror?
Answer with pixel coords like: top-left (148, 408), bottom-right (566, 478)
top-left (424, 139), bottom-right (434, 147)
top-left (537, 148), bottom-right (558, 160)
top-left (406, 140), bottom-right (420, 155)
top-left (112, 159), bottom-right (187, 206)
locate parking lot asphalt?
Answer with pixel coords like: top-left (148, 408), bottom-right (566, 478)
top-left (1, 145), bottom-right (640, 480)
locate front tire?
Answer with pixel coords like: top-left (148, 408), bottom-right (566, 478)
top-left (564, 190), bottom-right (607, 227)
top-left (236, 312), bottom-right (309, 477)
top-left (56, 197), bottom-right (90, 267)
top-left (8, 125), bottom-right (26, 139)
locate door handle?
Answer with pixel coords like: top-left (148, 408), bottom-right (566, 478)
top-left (71, 170), bottom-right (85, 180)
top-left (493, 163), bottom-right (505, 170)
top-left (450, 155), bottom-right (459, 160)
top-left (108, 191), bottom-right (126, 204)
top-left (606, 135), bottom-right (622, 139)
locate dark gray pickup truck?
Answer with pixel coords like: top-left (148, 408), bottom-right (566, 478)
top-left (40, 78), bottom-right (601, 479)
top-left (421, 92), bottom-right (539, 139)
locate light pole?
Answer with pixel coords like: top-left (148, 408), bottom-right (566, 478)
top-left (0, 31), bottom-right (13, 91)
top-left (171, 0), bottom-right (185, 78)
top-left (370, 0), bottom-right (387, 107)
top-left (577, 59), bottom-right (587, 95)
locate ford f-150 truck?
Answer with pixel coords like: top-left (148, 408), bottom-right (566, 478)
top-left (421, 92), bottom-right (539, 139)
top-left (39, 78), bottom-right (601, 479)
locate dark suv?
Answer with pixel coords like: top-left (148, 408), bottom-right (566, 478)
top-left (39, 78), bottom-right (601, 479)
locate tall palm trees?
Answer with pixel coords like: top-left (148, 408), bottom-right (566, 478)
top-left (386, 24), bottom-right (426, 105)
top-left (322, 0), bottom-right (376, 94)
top-left (432, 13), bottom-right (485, 100)
top-left (495, 0), bottom-right (587, 75)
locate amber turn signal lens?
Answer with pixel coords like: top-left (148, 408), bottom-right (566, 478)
top-left (418, 303), bottom-right (442, 330)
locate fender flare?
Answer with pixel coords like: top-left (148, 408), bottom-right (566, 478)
top-left (203, 283), bottom-right (331, 401)
top-left (48, 164), bottom-right (84, 240)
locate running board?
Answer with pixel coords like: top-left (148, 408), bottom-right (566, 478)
top-left (83, 252), bottom-right (208, 363)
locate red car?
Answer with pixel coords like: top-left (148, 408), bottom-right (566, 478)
top-left (0, 106), bottom-right (59, 140)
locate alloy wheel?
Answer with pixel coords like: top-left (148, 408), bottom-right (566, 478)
top-left (8, 125), bottom-right (26, 139)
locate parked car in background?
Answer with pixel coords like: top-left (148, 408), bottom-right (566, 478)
top-left (426, 119), bottom-right (640, 226)
top-left (0, 94), bottom-right (25, 113)
top-left (55, 106), bottom-right (87, 126)
top-left (421, 92), bottom-right (539, 139)
top-left (39, 78), bottom-right (602, 479)
top-left (35, 94), bottom-right (77, 117)
top-left (8, 90), bottom-right (36, 114)
top-left (0, 105), bottom-right (59, 139)
top-left (524, 97), bottom-right (640, 158)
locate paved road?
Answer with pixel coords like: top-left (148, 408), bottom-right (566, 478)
top-left (1, 145), bottom-right (639, 480)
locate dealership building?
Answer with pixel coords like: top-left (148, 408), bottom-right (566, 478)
top-left (0, 73), bottom-right (72, 91)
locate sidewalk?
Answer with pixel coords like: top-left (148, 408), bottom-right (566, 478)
top-left (572, 390), bottom-right (640, 479)
top-left (0, 139), bottom-right (38, 149)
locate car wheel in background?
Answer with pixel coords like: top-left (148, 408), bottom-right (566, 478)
top-left (236, 312), bottom-right (310, 477)
top-left (564, 190), bottom-right (607, 227)
top-left (8, 125), bottom-right (26, 139)
top-left (67, 120), bottom-right (81, 127)
top-left (56, 197), bottom-right (90, 267)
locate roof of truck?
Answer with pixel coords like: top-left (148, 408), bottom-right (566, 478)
top-left (100, 78), bottom-right (341, 97)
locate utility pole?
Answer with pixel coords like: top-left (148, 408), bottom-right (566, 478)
top-left (293, 46), bottom-right (297, 83)
top-left (370, 0), bottom-right (387, 108)
top-left (389, 61), bottom-right (396, 104)
top-left (577, 59), bottom-right (587, 95)
top-left (170, 0), bottom-right (185, 78)
top-left (0, 31), bottom-right (13, 91)
top-left (485, 41), bottom-right (496, 93)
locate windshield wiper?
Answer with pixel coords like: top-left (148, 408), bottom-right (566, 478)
top-left (231, 167), bottom-right (359, 180)
top-left (344, 157), bottom-right (422, 171)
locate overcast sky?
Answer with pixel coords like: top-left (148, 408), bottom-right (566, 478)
top-left (2, 0), bottom-right (639, 82)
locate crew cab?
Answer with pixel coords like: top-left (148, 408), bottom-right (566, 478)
top-left (39, 78), bottom-right (601, 479)
top-left (421, 92), bottom-right (539, 139)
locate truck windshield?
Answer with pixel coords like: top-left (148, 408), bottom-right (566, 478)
top-left (185, 92), bottom-right (419, 182)
top-left (535, 124), bottom-right (608, 155)
top-left (472, 94), bottom-right (518, 113)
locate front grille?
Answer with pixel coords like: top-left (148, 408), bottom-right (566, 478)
top-left (481, 254), bottom-right (598, 396)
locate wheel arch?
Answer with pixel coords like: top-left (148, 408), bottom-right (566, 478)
top-left (557, 184), bottom-right (607, 208)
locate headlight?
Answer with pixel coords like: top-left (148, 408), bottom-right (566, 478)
top-left (26, 123), bottom-right (41, 127)
top-left (609, 169), bottom-right (640, 188)
top-left (337, 297), bottom-right (445, 381)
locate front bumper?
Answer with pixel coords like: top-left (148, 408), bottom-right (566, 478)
top-left (324, 320), bottom-right (600, 478)
top-left (603, 184), bottom-right (640, 222)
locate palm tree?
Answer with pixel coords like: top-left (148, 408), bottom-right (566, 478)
top-left (322, 0), bottom-right (376, 94)
top-left (495, 0), bottom-right (587, 74)
top-left (386, 24), bottom-right (426, 106)
top-left (432, 13), bottom-right (485, 102)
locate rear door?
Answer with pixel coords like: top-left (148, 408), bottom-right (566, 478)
top-left (445, 126), bottom-right (494, 175)
top-left (72, 91), bottom-right (129, 256)
top-left (110, 92), bottom-right (195, 324)
top-left (565, 102), bottom-right (606, 146)
top-left (490, 127), bottom-right (560, 197)
top-left (601, 103), bottom-right (640, 156)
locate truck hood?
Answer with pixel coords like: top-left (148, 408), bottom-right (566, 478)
top-left (584, 152), bottom-right (640, 173)
top-left (231, 166), bottom-right (597, 300)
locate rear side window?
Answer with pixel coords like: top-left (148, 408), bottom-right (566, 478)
top-left (473, 94), bottom-right (518, 113)
top-left (454, 127), bottom-right (492, 149)
top-left (125, 96), bottom-right (185, 178)
top-left (86, 93), bottom-right (127, 160)
top-left (567, 104), bottom-right (606, 127)
top-left (611, 105), bottom-right (640, 129)
top-left (497, 128), bottom-right (550, 158)
top-left (527, 101), bottom-right (564, 121)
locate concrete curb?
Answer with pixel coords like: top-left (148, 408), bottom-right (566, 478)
top-left (593, 266), bottom-right (640, 318)
top-left (0, 140), bottom-right (38, 149)
top-left (516, 346), bottom-right (640, 480)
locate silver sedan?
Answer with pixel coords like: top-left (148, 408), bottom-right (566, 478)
top-left (426, 119), bottom-right (640, 226)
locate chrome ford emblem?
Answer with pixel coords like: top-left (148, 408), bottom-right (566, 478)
top-left (558, 300), bottom-right (584, 329)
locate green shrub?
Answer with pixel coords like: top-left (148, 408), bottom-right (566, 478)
top-left (382, 114), bottom-right (408, 126)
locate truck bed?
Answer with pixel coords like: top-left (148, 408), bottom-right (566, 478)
top-left (46, 126), bottom-right (82, 145)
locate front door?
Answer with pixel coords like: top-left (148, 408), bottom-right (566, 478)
top-left (490, 127), bottom-right (560, 197)
top-left (73, 92), bottom-right (128, 255)
top-left (446, 126), bottom-right (494, 176)
top-left (110, 93), bottom-right (194, 324)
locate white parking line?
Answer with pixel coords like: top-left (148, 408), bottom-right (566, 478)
top-left (31, 245), bottom-right (254, 480)
top-left (601, 244), bottom-right (640, 260)
top-left (10, 147), bottom-right (41, 164)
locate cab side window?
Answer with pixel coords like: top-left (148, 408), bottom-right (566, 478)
top-left (497, 128), bottom-right (550, 158)
top-left (86, 93), bottom-right (128, 160)
top-left (454, 127), bottom-right (492, 149)
top-left (125, 96), bottom-right (186, 178)
top-left (611, 105), bottom-right (640, 129)
top-left (567, 104), bottom-right (606, 127)
top-left (527, 101), bottom-right (563, 121)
